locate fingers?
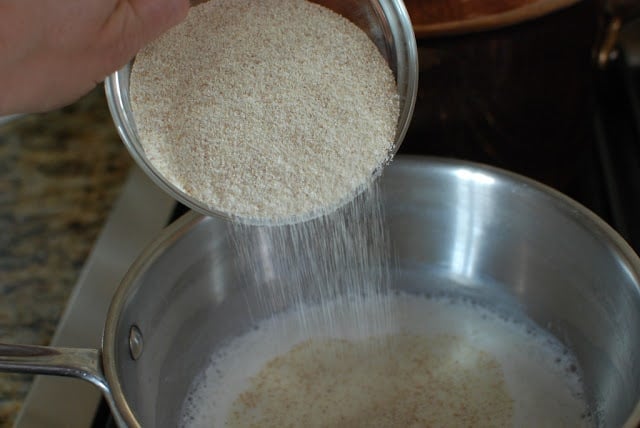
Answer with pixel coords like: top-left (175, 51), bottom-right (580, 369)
top-left (0, 0), bottom-right (191, 115)
top-left (96, 0), bottom-right (190, 80)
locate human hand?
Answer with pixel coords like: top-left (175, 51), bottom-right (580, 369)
top-left (0, 0), bottom-right (190, 115)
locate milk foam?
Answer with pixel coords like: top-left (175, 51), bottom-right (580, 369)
top-left (179, 294), bottom-right (593, 427)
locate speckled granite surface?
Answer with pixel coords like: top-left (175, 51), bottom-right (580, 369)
top-left (0, 87), bottom-right (132, 427)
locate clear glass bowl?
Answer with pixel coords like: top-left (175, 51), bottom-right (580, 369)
top-left (105, 0), bottom-right (418, 224)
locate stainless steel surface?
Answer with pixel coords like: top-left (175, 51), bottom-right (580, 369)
top-left (0, 343), bottom-right (113, 417)
top-left (14, 167), bottom-right (175, 428)
top-left (0, 344), bottom-right (104, 384)
top-left (128, 326), bottom-right (143, 361)
top-left (4, 157), bottom-right (640, 426)
top-left (104, 0), bottom-right (419, 225)
top-left (107, 156), bottom-right (640, 427)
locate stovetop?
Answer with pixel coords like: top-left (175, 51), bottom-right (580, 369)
top-left (15, 46), bottom-right (640, 428)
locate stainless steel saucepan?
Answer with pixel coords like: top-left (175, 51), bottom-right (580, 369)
top-left (2, 157), bottom-right (640, 427)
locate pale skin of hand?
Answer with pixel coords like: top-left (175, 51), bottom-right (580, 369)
top-left (0, 0), bottom-right (190, 115)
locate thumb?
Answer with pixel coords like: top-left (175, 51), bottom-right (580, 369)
top-left (97, 0), bottom-right (190, 77)
top-left (129, 0), bottom-right (190, 44)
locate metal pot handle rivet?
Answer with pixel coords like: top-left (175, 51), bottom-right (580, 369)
top-left (129, 325), bottom-right (144, 360)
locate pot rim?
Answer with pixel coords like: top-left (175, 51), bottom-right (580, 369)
top-left (102, 211), bottom-right (204, 427)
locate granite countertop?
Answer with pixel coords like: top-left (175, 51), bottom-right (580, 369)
top-left (0, 87), bottom-right (132, 426)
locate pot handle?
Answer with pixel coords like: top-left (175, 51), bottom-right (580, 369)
top-left (0, 342), bottom-right (111, 397)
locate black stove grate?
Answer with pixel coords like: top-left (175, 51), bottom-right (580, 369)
top-left (591, 53), bottom-right (640, 251)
